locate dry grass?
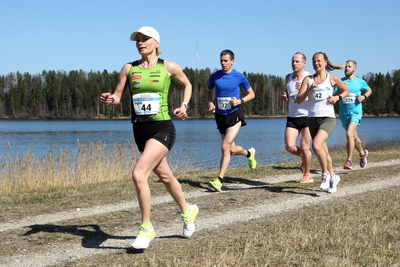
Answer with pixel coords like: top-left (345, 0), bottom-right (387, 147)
top-left (1, 142), bottom-right (400, 266)
top-left (0, 140), bottom-right (138, 192)
top-left (57, 164), bottom-right (400, 267)
top-left (0, 140), bottom-right (200, 193)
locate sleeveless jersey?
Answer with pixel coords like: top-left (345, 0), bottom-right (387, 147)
top-left (286, 71), bottom-right (310, 117)
top-left (307, 73), bottom-right (335, 118)
top-left (127, 59), bottom-right (171, 122)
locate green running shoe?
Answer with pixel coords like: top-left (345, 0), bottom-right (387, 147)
top-left (181, 204), bottom-right (199, 238)
top-left (209, 177), bottom-right (222, 192)
top-left (131, 225), bottom-right (155, 249)
top-left (247, 147), bottom-right (257, 169)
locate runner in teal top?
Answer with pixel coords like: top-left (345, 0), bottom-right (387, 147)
top-left (335, 60), bottom-right (372, 170)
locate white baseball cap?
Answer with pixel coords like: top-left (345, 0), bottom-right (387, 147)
top-left (130, 26), bottom-right (160, 44)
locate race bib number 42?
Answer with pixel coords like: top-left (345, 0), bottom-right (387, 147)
top-left (309, 88), bottom-right (328, 101)
top-left (132, 93), bottom-right (160, 115)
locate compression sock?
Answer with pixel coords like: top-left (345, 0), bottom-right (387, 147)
top-left (181, 206), bottom-right (190, 215)
top-left (140, 222), bottom-right (153, 228)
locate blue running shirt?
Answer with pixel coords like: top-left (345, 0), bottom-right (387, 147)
top-left (208, 70), bottom-right (251, 115)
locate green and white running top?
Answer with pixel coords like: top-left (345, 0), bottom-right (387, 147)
top-left (127, 58), bottom-right (171, 122)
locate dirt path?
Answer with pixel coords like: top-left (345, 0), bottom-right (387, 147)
top-left (1, 159), bottom-right (400, 267)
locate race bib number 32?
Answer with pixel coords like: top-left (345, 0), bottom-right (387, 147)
top-left (132, 93), bottom-right (160, 115)
top-left (217, 97), bottom-right (232, 110)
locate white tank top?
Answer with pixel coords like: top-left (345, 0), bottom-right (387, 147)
top-left (286, 71), bottom-right (310, 117)
top-left (307, 73), bottom-right (335, 118)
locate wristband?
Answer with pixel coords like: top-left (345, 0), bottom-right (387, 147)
top-left (338, 95), bottom-right (342, 100)
top-left (364, 95), bottom-right (367, 100)
top-left (181, 102), bottom-right (190, 109)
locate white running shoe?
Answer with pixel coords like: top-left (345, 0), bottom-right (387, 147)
top-left (131, 225), bottom-right (155, 249)
top-left (181, 204), bottom-right (199, 238)
top-left (320, 173), bottom-right (330, 190)
top-left (328, 175), bottom-right (341, 194)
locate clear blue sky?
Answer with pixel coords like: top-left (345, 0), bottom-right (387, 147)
top-left (1, 0), bottom-right (399, 79)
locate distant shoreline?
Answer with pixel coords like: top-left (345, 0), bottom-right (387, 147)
top-left (0, 113), bottom-right (398, 121)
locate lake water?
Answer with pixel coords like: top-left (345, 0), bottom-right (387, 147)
top-left (1, 117), bottom-right (399, 169)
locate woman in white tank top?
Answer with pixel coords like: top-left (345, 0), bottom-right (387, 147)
top-left (296, 52), bottom-right (348, 194)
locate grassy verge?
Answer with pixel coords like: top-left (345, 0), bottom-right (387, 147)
top-left (68, 187), bottom-right (399, 267)
top-left (0, 144), bottom-right (400, 266)
top-left (1, 145), bottom-right (399, 222)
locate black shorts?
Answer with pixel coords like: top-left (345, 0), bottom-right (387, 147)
top-left (132, 120), bottom-right (176, 152)
top-left (286, 116), bottom-right (308, 130)
top-left (215, 109), bottom-right (247, 134)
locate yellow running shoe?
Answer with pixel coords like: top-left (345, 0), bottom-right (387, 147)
top-left (209, 178), bottom-right (222, 192)
top-left (247, 147), bottom-right (257, 169)
top-left (181, 204), bottom-right (199, 238)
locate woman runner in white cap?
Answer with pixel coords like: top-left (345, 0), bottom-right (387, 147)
top-left (100, 26), bottom-right (198, 250)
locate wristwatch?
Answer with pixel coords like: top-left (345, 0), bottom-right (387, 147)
top-left (181, 102), bottom-right (190, 109)
top-left (241, 98), bottom-right (245, 104)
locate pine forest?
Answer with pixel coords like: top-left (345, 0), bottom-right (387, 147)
top-left (0, 68), bottom-right (399, 119)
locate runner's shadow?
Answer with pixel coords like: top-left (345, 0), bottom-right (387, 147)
top-left (22, 224), bottom-right (134, 250)
top-left (126, 235), bottom-right (185, 254)
top-left (204, 177), bottom-right (272, 192)
top-left (224, 177), bottom-right (272, 187)
top-left (265, 184), bottom-right (320, 197)
top-left (179, 178), bottom-right (208, 190)
top-left (272, 166), bottom-right (320, 175)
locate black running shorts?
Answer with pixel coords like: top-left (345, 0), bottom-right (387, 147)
top-left (215, 109), bottom-right (247, 134)
top-left (286, 116), bottom-right (308, 130)
top-left (133, 120), bottom-right (176, 151)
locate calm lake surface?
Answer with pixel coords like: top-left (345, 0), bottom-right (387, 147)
top-left (1, 117), bottom-right (399, 169)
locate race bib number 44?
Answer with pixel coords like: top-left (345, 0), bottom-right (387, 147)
top-left (132, 93), bottom-right (160, 115)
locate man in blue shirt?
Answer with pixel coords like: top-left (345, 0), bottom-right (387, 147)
top-left (337, 60), bottom-right (372, 170)
top-left (206, 49), bottom-right (256, 192)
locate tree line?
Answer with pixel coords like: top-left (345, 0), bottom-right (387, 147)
top-left (0, 68), bottom-right (399, 119)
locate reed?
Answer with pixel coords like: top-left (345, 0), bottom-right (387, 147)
top-left (0, 140), bottom-right (194, 193)
top-left (0, 140), bottom-right (138, 192)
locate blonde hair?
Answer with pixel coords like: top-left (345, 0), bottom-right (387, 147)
top-left (156, 47), bottom-right (162, 56)
top-left (314, 52), bottom-right (345, 71)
